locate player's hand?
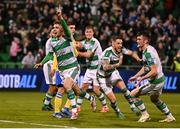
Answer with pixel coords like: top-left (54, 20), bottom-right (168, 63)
top-left (34, 63), bottom-right (42, 69)
top-left (56, 5), bottom-right (63, 19)
top-left (50, 69), bottom-right (56, 77)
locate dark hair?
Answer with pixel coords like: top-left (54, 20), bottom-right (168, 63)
top-left (53, 21), bottom-right (60, 25)
top-left (85, 25), bottom-right (94, 31)
top-left (137, 31), bottom-right (150, 42)
top-left (137, 31), bottom-right (150, 39)
top-left (67, 21), bottom-right (75, 26)
top-left (111, 35), bottom-right (121, 42)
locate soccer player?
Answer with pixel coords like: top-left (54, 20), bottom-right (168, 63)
top-left (97, 36), bottom-right (141, 118)
top-left (35, 7), bottom-right (96, 120)
top-left (41, 30), bottom-right (57, 111)
top-left (76, 25), bottom-right (109, 112)
top-left (129, 32), bottom-right (176, 122)
top-left (50, 22), bottom-right (80, 118)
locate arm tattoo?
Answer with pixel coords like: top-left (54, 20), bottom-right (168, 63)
top-left (102, 59), bottom-right (119, 71)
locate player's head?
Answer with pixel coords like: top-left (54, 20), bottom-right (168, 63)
top-left (51, 21), bottom-right (63, 38)
top-left (67, 21), bottom-right (76, 35)
top-left (136, 32), bottom-right (150, 49)
top-left (111, 36), bottom-right (123, 53)
top-left (85, 25), bottom-right (94, 40)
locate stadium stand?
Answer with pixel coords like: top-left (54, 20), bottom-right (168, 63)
top-left (0, 0), bottom-right (179, 70)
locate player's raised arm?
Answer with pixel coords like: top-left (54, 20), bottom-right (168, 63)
top-left (56, 6), bottom-right (71, 38)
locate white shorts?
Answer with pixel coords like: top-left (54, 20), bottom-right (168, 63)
top-left (98, 70), bottom-right (122, 94)
top-left (43, 61), bottom-right (56, 85)
top-left (59, 66), bottom-right (80, 84)
top-left (83, 69), bottom-right (99, 86)
top-left (138, 80), bottom-right (165, 96)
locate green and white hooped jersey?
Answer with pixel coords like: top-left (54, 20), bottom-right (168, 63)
top-left (142, 45), bottom-right (165, 84)
top-left (81, 37), bottom-right (102, 69)
top-left (48, 37), bottom-right (78, 71)
top-left (98, 46), bottom-right (129, 77)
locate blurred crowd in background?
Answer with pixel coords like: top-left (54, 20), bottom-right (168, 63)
top-left (0, 0), bottom-right (179, 71)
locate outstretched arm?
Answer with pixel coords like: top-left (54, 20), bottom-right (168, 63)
top-left (34, 52), bottom-right (53, 68)
top-left (126, 50), bottom-right (142, 62)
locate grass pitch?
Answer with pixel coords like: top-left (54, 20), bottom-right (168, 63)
top-left (0, 92), bottom-right (179, 128)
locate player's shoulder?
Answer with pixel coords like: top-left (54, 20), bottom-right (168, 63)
top-left (103, 47), bottom-right (112, 54)
top-left (45, 38), bottom-right (52, 47)
top-left (147, 45), bottom-right (156, 53)
top-left (92, 37), bottom-right (100, 44)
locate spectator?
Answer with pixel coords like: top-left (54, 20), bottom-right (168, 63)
top-left (21, 51), bottom-right (35, 68)
top-left (9, 37), bottom-right (22, 62)
top-left (171, 50), bottom-right (180, 72)
top-left (0, 0), bottom-right (179, 68)
top-left (173, 36), bottom-right (180, 51)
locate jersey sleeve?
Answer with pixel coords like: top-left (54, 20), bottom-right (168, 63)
top-left (60, 19), bottom-right (71, 38)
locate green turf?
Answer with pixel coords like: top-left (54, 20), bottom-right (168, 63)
top-left (0, 92), bottom-right (179, 128)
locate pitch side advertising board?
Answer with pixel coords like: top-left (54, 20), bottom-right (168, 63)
top-left (0, 69), bottom-right (179, 92)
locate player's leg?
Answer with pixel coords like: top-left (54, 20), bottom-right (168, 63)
top-left (63, 77), bottom-right (77, 119)
top-left (130, 81), bottom-right (153, 122)
top-left (93, 85), bottom-right (109, 112)
top-left (100, 79), bottom-right (124, 119)
top-left (53, 86), bottom-right (65, 118)
top-left (73, 84), bottom-right (96, 112)
top-left (42, 63), bottom-right (57, 111)
top-left (42, 84), bottom-right (57, 111)
top-left (149, 82), bottom-right (175, 122)
top-left (132, 96), bottom-right (150, 122)
top-left (116, 80), bottom-right (140, 115)
top-left (150, 95), bottom-right (175, 122)
top-left (76, 83), bottom-right (89, 111)
top-left (111, 70), bottom-right (140, 115)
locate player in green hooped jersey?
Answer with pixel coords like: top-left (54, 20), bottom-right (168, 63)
top-left (129, 32), bottom-right (176, 122)
top-left (97, 36), bottom-right (141, 119)
top-left (34, 7), bottom-right (96, 120)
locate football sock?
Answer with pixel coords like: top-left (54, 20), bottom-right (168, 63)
top-left (121, 88), bottom-right (135, 107)
top-left (97, 92), bottom-right (107, 106)
top-left (110, 102), bottom-right (120, 113)
top-left (153, 100), bottom-right (171, 116)
top-left (44, 93), bottom-right (53, 105)
top-left (135, 100), bottom-right (148, 115)
top-left (67, 90), bottom-right (77, 113)
top-left (54, 92), bottom-right (63, 113)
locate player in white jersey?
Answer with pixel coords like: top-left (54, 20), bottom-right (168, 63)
top-left (35, 8), bottom-right (96, 120)
top-left (41, 30), bottom-right (57, 111)
top-left (129, 32), bottom-right (176, 122)
top-left (97, 36), bottom-right (141, 118)
top-left (76, 25), bottom-right (109, 112)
